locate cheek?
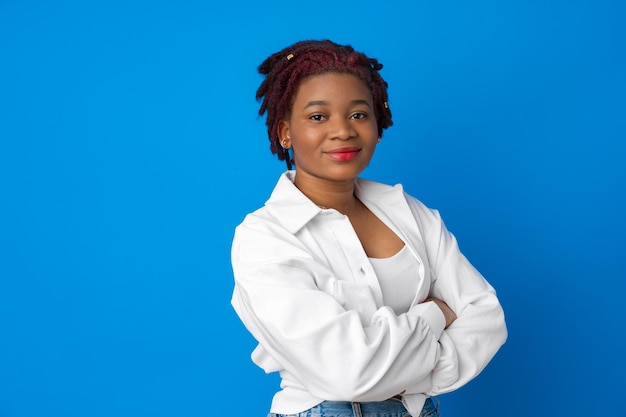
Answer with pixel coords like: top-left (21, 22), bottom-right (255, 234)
top-left (368, 120), bottom-right (379, 136)
top-left (292, 128), bottom-right (322, 148)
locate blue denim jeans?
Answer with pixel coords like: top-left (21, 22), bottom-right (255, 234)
top-left (269, 396), bottom-right (439, 417)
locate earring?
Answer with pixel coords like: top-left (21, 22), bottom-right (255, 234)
top-left (282, 139), bottom-right (288, 149)
top-left (377, 137), bottom-right (381, 143)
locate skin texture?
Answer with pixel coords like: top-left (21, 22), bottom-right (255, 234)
top-left (278, 72), bottom-right (456, 328)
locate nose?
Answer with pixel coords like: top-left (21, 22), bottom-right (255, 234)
top-left (330, 118), bottom-right (356, 140)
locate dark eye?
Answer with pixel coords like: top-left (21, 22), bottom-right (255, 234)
top-left (310, 114), bottom-right (325, 121)
top-left (350, 112), bottom-right (367, 120)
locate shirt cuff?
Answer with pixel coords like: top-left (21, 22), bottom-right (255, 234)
top-left (429, 331), bottom-right (460, 393)
top-left (408, 301), bottom-right (446, 339)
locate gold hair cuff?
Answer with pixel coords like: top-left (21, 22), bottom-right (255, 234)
top-left (286, 53), bottom-right (294, 60)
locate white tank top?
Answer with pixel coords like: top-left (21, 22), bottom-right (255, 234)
top-left (368, 245), bottom-right (420, 315)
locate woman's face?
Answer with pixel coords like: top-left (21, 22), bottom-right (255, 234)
top-left (278, 72), bottom-right (379, 186)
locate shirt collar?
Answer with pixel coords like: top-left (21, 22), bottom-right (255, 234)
top-left (264, 171), bottom-right (322, 234)
top-left (264, 171), bottom-right (406, 234)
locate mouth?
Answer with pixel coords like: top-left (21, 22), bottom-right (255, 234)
top-left (324, 147), bottom-right (361, 162)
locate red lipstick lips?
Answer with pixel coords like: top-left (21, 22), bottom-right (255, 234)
top-left (325, 147), bottom-right (361, 162)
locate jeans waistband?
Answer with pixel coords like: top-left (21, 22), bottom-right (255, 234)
top-left (315, 396), bottom-right (438, 417)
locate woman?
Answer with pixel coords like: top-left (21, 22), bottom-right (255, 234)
top-left (231, 40), bottom-right (507, 417)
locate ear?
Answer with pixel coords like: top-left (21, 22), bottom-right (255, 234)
top-left (277, 119), bottom-right (291, 149)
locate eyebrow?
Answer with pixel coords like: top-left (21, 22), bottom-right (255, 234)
top-left (302, 99), bottom-right (371, 109)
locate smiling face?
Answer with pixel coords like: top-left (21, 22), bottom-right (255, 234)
top-left (278, 72), bottom-right (379, 189)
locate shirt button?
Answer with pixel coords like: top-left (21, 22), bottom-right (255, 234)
top-left (359, 267), bottom-right (366, 275)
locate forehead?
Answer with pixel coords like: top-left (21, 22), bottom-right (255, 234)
top-left (292, 72), bottom-right (372, 103)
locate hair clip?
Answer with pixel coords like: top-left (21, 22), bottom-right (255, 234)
top-left (286, 53), bottom-right (294, 61)
top-left (384, 102), bottom-right (389, 109)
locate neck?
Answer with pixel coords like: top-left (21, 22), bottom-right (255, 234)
top-left (293, 172), bottom-right (358, 215)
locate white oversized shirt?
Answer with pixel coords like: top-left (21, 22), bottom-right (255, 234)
top-left (231, 171), bottom-right (507, 416)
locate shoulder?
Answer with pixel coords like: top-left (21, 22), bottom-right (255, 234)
top-left (234, 205), bottom-right (283, 238)
top-left (232, 206), bottom-right (313, 269)
top-left (232, 173), bottom-right (318, 265)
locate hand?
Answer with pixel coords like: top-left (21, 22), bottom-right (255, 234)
top-left (423, 297), bottom-right (457, 328)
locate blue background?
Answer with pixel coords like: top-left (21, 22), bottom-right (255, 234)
top-left (1, 1), bottom-right (625, 416)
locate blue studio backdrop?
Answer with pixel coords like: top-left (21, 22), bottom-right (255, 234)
top-left (1, 1), bottom-right (625, 416)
